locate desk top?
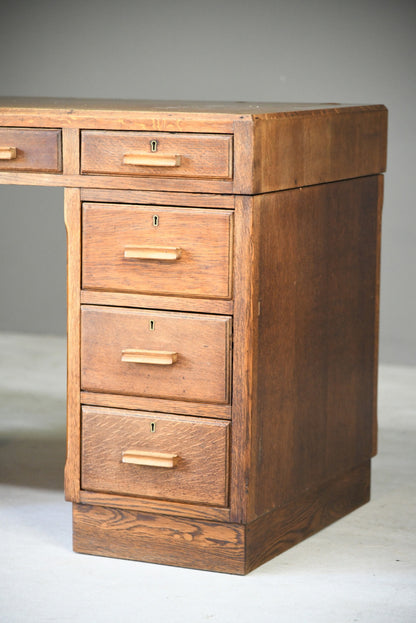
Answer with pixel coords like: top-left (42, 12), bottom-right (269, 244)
top-left (0, 96), bottom-right (386, 126)
top-left (0, 96), bottom-right (385, 113)
top-left (0, 97), bottom-right (387, 195)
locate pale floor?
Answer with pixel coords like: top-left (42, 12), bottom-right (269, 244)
top-left (0, 332), bottom-right (415, 623)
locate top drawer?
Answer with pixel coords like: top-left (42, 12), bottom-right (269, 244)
top-left (80, 131), bottom-right (233, 179)
top-left (0, 128), bottom-right (62, 172)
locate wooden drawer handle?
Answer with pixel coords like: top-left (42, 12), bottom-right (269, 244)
top-left (121, 349), bottom-right (178, 365)
top-left (0, 147), bottom-right (17, 160)
top-left (124, 246), bottom-right (182, 261)
top-left (122, 450), bottom-right (179, 468)
top-left (123, 153), bottom-right (181, 167)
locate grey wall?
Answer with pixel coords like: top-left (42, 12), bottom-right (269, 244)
top-left (0, 0), bottom-right (415, 363)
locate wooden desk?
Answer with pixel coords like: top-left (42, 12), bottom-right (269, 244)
top-left (0, 98), bottom-right (387, 574)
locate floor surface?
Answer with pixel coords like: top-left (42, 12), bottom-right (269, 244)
top-left (0, 332), bottom-right (415, 623)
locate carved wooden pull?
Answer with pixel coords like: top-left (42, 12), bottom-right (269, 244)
top-left (0, 147), bottom-right (17, 160)
top-left (123, 153), bottom-right (181, 167)
top-left (123, 246), bottom-right (182, 261)
top-left (122, 450), bottom-right (179, 468)
top-left (121, 349), bottom-right (178, 365)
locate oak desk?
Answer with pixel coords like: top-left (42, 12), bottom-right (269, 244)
top-left (0, 98), bottom-right (387, 574)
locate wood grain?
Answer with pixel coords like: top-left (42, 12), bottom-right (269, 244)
top-left (80, 289), bottom-right (233, 315)
top-left (0, 100), bottom-right (387, 194)
top-left (229, 195), bottom-right (259, 523)
top-left (232, 119), bottom-right (254, 194)
top-left (81, 130), bottom-right (233, 179)
top-left (372, 175), bottom-right (384, 457)
top-left (62, 128), bottom-right (80, 175)
top-left (78, 489), bottom-right (231, 522)
top-left (80, 305), bottom-right (232, 404)
top-left (81, 391), bottom-right (231, 420)
top-left (63, 187), bottom-right (81, 502)
top-left (82, 203), bottom-right (233, 299)
top-left (80, 187), bottom-right (235, 209)
top-left (0, 98), bottom-right (387, 573)
top-left (73, 503), bottom-right (245, 574)
top-left (81, 407), bottom-right (230, 506)
top-left (249, 107), bottom-right (387, 193)
top-left (0, 127), bottom-right (62, 172)
top-left (246, 461), bottom-right (370, 573)
top-left (73, 460), bottom-right (369, 574)
top-left (250, 177), bottom-right (381, 518)
top-left (0, 170), bottom-right (234, 194)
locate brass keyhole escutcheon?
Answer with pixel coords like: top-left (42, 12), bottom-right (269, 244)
top-left (149, 320), bottom-right (155, 331)
top-left (150, 422), bottom-right (156, 433)
top-left (150, 139), bottom-right (158, 152)
top-left (152, 214), bottom-right (159, 227)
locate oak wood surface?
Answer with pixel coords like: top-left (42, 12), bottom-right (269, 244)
top-left (81, 130), bottom-right (233, 179)
top-left (250, 177), bottom-right (381, 519)
top-left (80, 305), bottom-right (232, 404)
top-left (73, 503), bottom-right (245, 574)
top-left (81, 407), bottom-right (230, 507)
top-left (62, 128), bottom-right (80, 175)
top-left (246, 461), bottom-right (370, 573)
top-left (63, 188), bottom-right (81, 502)
top-left (79, 187), bottom-right (235, 209)
top-left (80, 290), bottom-right (233, 315)
top-left (0, 98), bottom-right (384, 137)
top-left (0, 96), bottom-right (379, 114)
top-left (0, 128), bottom-right (62, 172)
top-left (0, 98), bottom-right (387, 573)
top-left (229, 196), bottom-right (259, 523)
top-left (249, 108), bottom-right (387, 194)
top-left (82, 203), bottom-right (233, 299)
top-left (372, 175), bottom-right (384, 456)
top-left (81, 391), bottom-right (232, 420)
top-left (0, 170), bottom-right (234, 194)
top-left (73, 460), bottom-right (369, 574)
top-left (0, 100), bottom-right (387, 194)
top-left (78, 489), bottom-right (231, 522)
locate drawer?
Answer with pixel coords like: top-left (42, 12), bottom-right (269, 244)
top-left (0, 128), bottom-right (62, 172)
top-left (81, 407), bottom-right (230, 506)
top-left (82, 203), bottom-right (233, 299)
top-left (81, 306), bottom-right (232, 404)
top-left (80, 130), bottom-right (233, 179)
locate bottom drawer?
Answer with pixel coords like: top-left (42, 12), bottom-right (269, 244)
top-left (81, 406), bottom-right (230, 507)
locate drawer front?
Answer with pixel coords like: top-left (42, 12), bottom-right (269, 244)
top-left (81, 306), bottom-right (232, 404)
top-left (0, 128), bottom-right (62, 172)
top-left (81, 130), bottom-right (233, 179)
top-left (82, 203), bottom-right (233, 299)
top-left (81, 407), bottom-right (230, 506)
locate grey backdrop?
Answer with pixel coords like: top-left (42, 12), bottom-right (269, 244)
top-left (0, 0), bottom-right (415, 363)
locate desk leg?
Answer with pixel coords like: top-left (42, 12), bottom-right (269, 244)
top-left (64, 187), bottom-right (81, 502)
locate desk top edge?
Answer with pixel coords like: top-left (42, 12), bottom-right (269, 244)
top-left (0, 97), bottom-right (386, 120)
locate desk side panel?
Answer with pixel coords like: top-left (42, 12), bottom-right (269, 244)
top-left (251, 176), bottom-right (381, 519)
top-left (251, 107), bottom-right (387, 194)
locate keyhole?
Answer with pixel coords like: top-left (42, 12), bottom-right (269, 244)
top-left (150, 140), bottom-right (158, 152)
top-left (152, 215), bottom-right (159, 227)
top-left (150, 320), bottom-right (155, 331)
top-left (150, 422), bottom-right (156, 433)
